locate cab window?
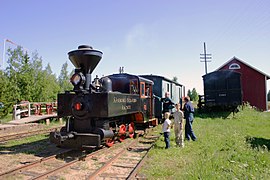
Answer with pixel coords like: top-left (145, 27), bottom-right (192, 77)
top-left (130, 80), bottom-right (138, 94)
top-left (140, 82), bottom-right (145, 97)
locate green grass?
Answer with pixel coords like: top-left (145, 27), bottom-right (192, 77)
top-left (0, 114), bottom-right (12, 124)
top-left (0, 134), bottom-right (49, 154)
top-left (139, 106), bottom-right (270, 179)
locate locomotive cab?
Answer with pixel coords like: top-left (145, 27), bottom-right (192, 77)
top-left (107, 73), bottom-right (156, 127)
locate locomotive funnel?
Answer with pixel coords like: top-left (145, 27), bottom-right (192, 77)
top-left (68, 45), bottom-right (103, 74)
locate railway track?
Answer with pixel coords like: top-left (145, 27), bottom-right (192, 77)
top-left (88, 134), bottom-right (160, 180)
top-left (0, 128), bottom-right (160, 179)
top-left (0, 126), bottom-right (63, 143)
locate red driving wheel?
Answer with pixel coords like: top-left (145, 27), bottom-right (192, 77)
top-left (106, 138), bottom-right (114, 147)
top-left (119, 124), bottom-right (126, 142)
top-left (128, 122), bottom-right (135, 138)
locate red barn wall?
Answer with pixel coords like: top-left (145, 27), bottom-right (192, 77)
top-left (219, 59), bottom-right (267, 110)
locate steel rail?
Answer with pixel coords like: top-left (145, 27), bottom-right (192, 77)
top-left (31, 147), bottom-right (106, 180)
top-left (126, 134), bottom-right (161, 179)
top-left (88, 139), bottom-right (138, 180)
top-left (0, 149), bottom-right (72, 177)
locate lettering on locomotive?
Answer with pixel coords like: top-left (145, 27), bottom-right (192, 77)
top-left (122, 105), bottom-right (131, 110)
top-left (113, 97), bottom-right (137, 104)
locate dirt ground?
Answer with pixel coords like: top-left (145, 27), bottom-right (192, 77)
top-left (0, 137), bottom-right (64, 174)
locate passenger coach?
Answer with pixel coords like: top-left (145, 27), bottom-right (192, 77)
top-left (140, 75), bottom-right (185, 120)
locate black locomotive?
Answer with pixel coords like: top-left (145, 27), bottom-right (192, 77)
top-left (198, 70), bottom-right (243, 111)
top-left (50, 45), bottom-right (157, 149)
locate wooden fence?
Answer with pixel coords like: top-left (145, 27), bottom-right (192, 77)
top-left (12, 102), bottom-right (57, 120)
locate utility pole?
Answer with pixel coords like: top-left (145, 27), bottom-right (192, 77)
top-left (200, 42), bottom-right (212, 74)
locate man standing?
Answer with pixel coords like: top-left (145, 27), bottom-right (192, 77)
top-left (154, 92), bottom-right (174, 122)
top-left (173, 103), bottom-right (184, 147)
top-left (161, 92), bottom-right (174, 114)
top-left (183, 96), bottom-right (197, 141)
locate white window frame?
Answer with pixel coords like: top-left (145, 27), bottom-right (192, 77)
top-left (229, 63), bottom-right (240, 70)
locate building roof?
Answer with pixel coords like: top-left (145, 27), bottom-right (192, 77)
top-left (216, 57), bottom-right (270, 80)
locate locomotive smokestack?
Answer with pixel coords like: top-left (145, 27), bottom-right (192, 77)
top-left (68, 45), bottom-right (103, 74)
top-left (68, 45), bottom-right (103, 91)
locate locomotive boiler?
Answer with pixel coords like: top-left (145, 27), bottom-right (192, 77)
top-left (50, 45), bottom-right (157, 149)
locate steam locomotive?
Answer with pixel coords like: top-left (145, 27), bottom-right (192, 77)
top-left (50, 45), bottom-right (157, 149)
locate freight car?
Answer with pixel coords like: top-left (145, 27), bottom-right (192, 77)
top-left (198, 70), bottom-right (243, 111)
top-left (50, 45), bottom-right (158, 149)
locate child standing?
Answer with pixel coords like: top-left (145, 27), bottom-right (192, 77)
top-left (162, 112), bottom-right (171, 149)
top-left (173, 103), bottom-right (184, 147)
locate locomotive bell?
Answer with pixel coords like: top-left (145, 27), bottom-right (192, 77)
top-left (68, 45), bottom-right (103, 74)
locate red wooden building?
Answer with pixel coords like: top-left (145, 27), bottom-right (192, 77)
top-left (216, 57), bottom-right (270, 111)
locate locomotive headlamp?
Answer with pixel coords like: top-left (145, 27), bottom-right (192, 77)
top-left (70, 72), bottom-right (85, 86)
top-left (74, 102), bottom-right (82, 111)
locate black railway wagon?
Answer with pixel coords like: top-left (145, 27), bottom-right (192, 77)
top-left (140, 75), bottom-right (184, 120)
top-left (202, 70), bottom-right (242, 109)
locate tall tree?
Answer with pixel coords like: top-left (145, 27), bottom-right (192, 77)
top-left (172, 76), bottom-right (178, 83)
top-left (4, 47), bottom-right (61, 103)
top-left (30, 51), bottom-right (44, 101)
top-left (0, 70), bottom-right (9, 103)
top-left (5, 46), bottom-right (26, 102)
top-left (187, 89), bottom-right (192, 99)
top-left (40, 63), bottom-right (60, 101)
top-left (191, 88), bottom-right (199, 102)
top-left (45, 63), bottom-right (53, 75)
top-left (58, 62), bottom-right (72, 92)
top-left (187, 88), bottom-right (199, 102)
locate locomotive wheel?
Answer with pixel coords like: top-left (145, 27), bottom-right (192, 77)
top-left (105, 138), bottom-right (114, 147)
top-left (119, 135), bottom-right (126, 142)
top-left (128, 122), bottom-right (135, 138)
top-left (119, 124), bottom-right (126, 134)
top-left (119, 124), bottom-right (126, 142)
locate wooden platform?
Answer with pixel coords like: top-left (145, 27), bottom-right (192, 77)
top-left (7, 113), bottom-right (58, 125)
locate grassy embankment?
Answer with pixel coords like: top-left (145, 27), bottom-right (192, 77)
top-left (139, 106), bottom-right (270, 179)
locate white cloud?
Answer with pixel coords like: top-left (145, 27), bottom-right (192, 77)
top-left (124, 23), bottom-right (158, 51)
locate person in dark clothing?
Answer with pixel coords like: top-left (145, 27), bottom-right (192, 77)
top-left (160, 92), bottom-right (174, 114)
top-left (183, 96), bottom-right (197, 141)
top-left (153, 92), bottom-right (174, 123)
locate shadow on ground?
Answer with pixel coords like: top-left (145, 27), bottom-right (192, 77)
top-left (246, 136), bottom-right (270, 150)
top-left (0, 135), bottom-right (63, 157)
top-left (0, 135), bottom-right (94, 163)
top-left (195, 109), bottom-right (234, 119)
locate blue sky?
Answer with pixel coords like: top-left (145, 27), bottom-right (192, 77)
top-left (1, 0), bottom-right (270, 94)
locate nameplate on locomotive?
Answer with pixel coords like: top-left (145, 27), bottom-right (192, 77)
top-left (108, 93), bottom-right (140, 117)
top-left (113, 97), bottom-right (137, 104)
